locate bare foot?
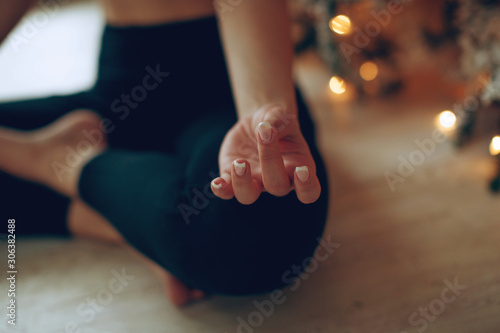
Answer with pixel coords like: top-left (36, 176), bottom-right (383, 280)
top-left (68, 199), bottom-right (206, 306)
top-left (131, 247), bottom-right (206, 306)
top-left (0, 110), bottom-right (106, 197)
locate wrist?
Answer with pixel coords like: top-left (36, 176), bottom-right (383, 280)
top-left (239, 103), bottom-right (301, 136)
top-left (237, 100), bottom-right (298, 120)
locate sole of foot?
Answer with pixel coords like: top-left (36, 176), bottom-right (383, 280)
top-left (0, 110), bottom-right (107, 197)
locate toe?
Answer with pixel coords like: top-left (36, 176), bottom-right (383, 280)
top-left (190, 289), bottom-right (206, 300)
top-left (165, 274), bottom-right (191, 306)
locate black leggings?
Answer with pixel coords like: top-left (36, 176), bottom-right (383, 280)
top-left (0, 16), bottom-right (329, 295)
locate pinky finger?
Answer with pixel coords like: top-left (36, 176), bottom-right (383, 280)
top-left (211, 176), bottom-right (234, 200)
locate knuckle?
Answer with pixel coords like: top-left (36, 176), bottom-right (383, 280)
top-left (259, 154), bottom-right (278, 163)
top-left (259, 148), bottom-right (282, 162)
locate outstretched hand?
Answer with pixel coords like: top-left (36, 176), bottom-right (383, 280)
top-left (210, 105), bottom-right (321, 205)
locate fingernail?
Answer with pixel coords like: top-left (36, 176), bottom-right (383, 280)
top-left (296, 166), bottom-right (309, 182)
top-left (233, 160), bottom-right (246, 177)
top-left (212, 180), bottom-right (222, 189)
top-left (258, 122), bottom-right (273, 143)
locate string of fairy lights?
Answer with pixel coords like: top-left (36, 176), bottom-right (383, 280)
top-left (327, 14), bottom-right (380, 94)
top-left (435, 109), bottom-right (500, 191)
top-left (326, 13), bottom-right (500, 192)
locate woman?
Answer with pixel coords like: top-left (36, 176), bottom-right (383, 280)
top-left (0, 0), bottom-right (329, 305)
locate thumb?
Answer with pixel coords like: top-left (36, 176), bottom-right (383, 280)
top-left (258, 104), bottom-right (298, 133)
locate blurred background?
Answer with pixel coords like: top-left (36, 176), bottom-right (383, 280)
top-left (0, 0), bottom-right (499, 332)
top-left (289, 0), bottom-right (500, 189)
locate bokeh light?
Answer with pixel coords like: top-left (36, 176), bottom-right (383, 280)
top-left (489, 136), bottom-right (500, 156)
top-left (359, 61), bottom-right (378, 81)
top-left (329, 15), bottom-right (352, 35)
top-left (437, 110), bottom-right (457, 130)
top-left (329, 76), bottom-right (346, 94)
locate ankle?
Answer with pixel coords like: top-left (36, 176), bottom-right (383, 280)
top-left (67, 199), bottom-right (124, 243)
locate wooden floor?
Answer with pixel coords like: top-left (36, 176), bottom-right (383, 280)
top-left (1, 3), bottom-right (499, 333)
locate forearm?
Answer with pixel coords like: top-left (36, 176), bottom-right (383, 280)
top-left (0, 0), bottom-right (36, 45)
top-left (216, 0), bottom-right (297, 119)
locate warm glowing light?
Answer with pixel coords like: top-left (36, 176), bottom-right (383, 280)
top-left (359, 61), bottom-right (378, 81)
top-left (490, 136), bottom-right (500, 156)
top-left (437, 110), bottom-right (457, 130)
top-left (329, 15), bottom-right (352, 35)
top-left (329, 76), bottom-right (346, 94)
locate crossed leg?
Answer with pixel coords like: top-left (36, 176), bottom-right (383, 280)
top-left (68, 198), bottom-right (205, 305)
top-left (0, 94), bottom-right (329, 299)
top-left (0, 107), bottom-right (204, 306)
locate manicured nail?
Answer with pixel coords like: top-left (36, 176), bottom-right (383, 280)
top-left (212, 180), bottom-right (222, 189)
top-left (233, 160), bottom-right (246, 177)
top-left (258, 122), bottom-right (273, 143)
top-left (296, 166), bottom-right (309, 182)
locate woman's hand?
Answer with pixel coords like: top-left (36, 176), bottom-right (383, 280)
top-left (211, 105), bottom-right (321, 204)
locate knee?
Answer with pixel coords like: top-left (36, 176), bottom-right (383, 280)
top-left (166, 192), bottom-right (329, 295)
top-left (176, 180), bottom-right (219, 227)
